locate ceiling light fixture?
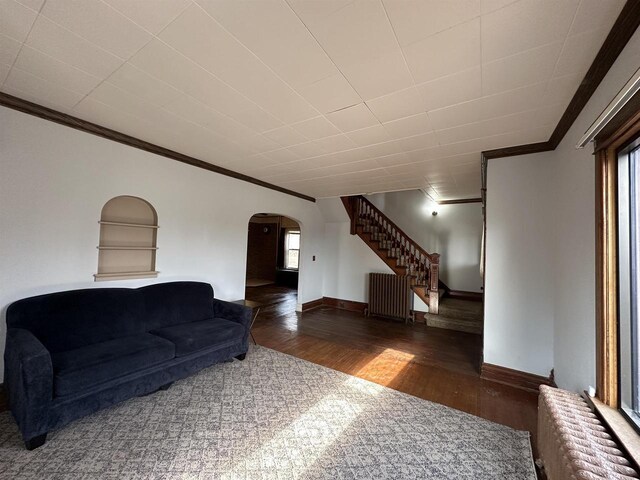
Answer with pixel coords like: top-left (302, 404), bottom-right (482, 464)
top-left (420, 189), bottom-right (440, 216)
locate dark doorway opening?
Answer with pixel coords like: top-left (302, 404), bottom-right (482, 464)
top-left (245, 214), bottom-right (300, 304)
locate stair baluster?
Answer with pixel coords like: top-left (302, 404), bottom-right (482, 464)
top-left (342, 195), bottom-right (444, 315)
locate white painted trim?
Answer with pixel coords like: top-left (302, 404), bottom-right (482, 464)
top-left (577, 66), bottom-right (640, 148)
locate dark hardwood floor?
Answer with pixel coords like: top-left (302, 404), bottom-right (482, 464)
top-left (245, 285), bottom-right (539, 456)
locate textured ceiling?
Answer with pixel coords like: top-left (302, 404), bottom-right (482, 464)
top-left (0, 0), bottom-right (625, 199)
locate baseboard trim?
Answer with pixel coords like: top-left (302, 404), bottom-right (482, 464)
top-left (413, 311), bottom-right (426, 323)
top-left (322, 297), bottom-right (367, 314)
top-left (301, 297), bottom-right (368, 313)
top-left (301, 298), bottom-right (324, 311)
top-left (304, 297), bottom-right (422, 317)
top-left (481, 363), bottom-right (556, 393)
top-left (447, 290), bottom-right (483, 302)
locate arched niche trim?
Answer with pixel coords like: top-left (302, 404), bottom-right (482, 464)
top-left (94, 195), bottom-right (159, 281)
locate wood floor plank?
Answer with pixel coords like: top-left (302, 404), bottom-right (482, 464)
top-left (246, 285), bottom-right (539, 457)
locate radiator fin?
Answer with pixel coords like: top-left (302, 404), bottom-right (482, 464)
top-left (538, 385), bottom-right (639, 480)
top-left (368, 273), bottom-right (412, 322)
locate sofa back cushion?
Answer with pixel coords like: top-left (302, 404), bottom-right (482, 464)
top-left (7, 288), bottom-right (145, 353)
top-left (140, 282), bottom-right (214, 330)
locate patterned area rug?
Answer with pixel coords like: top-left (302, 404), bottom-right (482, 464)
top-left (0, 346), bottom-right (536, 479)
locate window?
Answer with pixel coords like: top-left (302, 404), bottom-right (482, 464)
top-left (595, 99), bottom-right (640, 436)
top-left (619, 142), bottom-right (640, 429)
top-left (594, 90), bottom-right (640, 456)
top-left (284, 229), bottom-right (300, 270)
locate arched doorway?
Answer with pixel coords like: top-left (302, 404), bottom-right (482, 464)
top-left (244, 213), bottom-right (300, 313)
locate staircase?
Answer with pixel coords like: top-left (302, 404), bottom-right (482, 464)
top-left (341, 195), bottom-right (446, 315)
top-left (423, 298), bottom-right (483, 334)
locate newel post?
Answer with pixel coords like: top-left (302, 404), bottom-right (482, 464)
top-left (349, 196), bottom-right (358, 235)
top-left (428, 253), bottom-right (440, 315)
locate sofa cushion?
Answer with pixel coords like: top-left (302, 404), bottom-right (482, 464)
top-left (141, 282), bottom-right (215, 330)
top-left (6, 288), bottom-right (145, 353)
top-left (51, 333), bottom-right (175, 397)
top-left (150, 318), bottom-right (244, 357)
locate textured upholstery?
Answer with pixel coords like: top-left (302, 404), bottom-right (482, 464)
top-left (4, 281), bottom-right (251, 446)
top-left (6, 288), bottom-right (144, 353)
top-left (3, 328), bottom-right (53, 440)
top-left (51, 334), bottom-right (175, 397)
top-left (47, 342), bottom-right (245, 433)
top-left (213, 299), bottom-right (253, 330)
top-left (141, 282), bottom-right (214, 330)
top-left (151, 318), bottom-right (244, 357)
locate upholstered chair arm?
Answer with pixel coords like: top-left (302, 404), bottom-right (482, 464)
top-left (212, 299), bottom-right (252, 330)
top-left (4, 328), bottom-right (53, 441)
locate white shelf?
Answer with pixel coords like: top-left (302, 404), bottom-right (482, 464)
top-left (94, 271), bottom-right (159, 281)
top-left (99, 221), bottom-right (159, 229)
top-left (97, 246), bottom-right (158, 250)
top-left (97, 196), bottom-right (159, 282)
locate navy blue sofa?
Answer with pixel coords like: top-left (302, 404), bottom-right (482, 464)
top-left (4, 281), bottom-right (251, 450)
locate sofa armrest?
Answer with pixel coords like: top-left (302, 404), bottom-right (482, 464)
top-left (212, 299), bottom-right (253, 330)
top-left (3, 328), bottom-right (53, 441)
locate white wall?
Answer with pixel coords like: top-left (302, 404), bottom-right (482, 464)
top-left (318, 197), bottom-right (428, 311)
top-left (366, 190), bottom-right (483, 292)
top-left (549, 30), bottom-right (640, 392)
top-left (318, 197), bottom-right (392, 303)
top-left (0, 107), bottom-right (326, 381)
top-left (484, 152), bottom-right (555, 377)
top-left (322, 220), bottom-right (393, 302)
top-left (484, 29), bottom-right (640, 390)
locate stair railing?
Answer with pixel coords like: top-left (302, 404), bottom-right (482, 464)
top-left (346, 195), bottom-right (440, 314)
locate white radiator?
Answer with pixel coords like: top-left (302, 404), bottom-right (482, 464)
top-left (538, 385), bottom-right (639, 479)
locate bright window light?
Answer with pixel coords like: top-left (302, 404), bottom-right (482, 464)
top-left (285, 230), bottom-right (300, 270)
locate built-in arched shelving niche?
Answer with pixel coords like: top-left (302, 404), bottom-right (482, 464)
top-left (94, 195), bottom-right (159, 281)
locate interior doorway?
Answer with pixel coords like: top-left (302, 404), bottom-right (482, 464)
top-left (245, 213), bottom-right (300, 311)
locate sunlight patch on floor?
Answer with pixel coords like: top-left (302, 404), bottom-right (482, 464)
top-left (219, 395), bottom-right (362, 479)
top-left (354, 348), bottom-right (416, 387)
top-left (342, 375), bottom-right (386, 394)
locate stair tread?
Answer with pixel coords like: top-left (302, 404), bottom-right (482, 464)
top-left (425, 310), bottom-right (482, 321)
top-left (429, 298), bottom-right (483, 321)
top-left (426, 316), bottom-right (483, 334)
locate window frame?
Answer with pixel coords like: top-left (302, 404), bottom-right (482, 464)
top-left (283, 228), bottom-right (300, 270)
top-left (631, 146), bottom-right (640, 415)
top-left (618, 141), bottom-right (640, 430)
top-left (595, 97), bottom-right (640, 421)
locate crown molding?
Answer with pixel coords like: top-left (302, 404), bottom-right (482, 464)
top-left (0, 92), bottom-right (316, 203)
top-left (481, 0), bottom-right (640, 161)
